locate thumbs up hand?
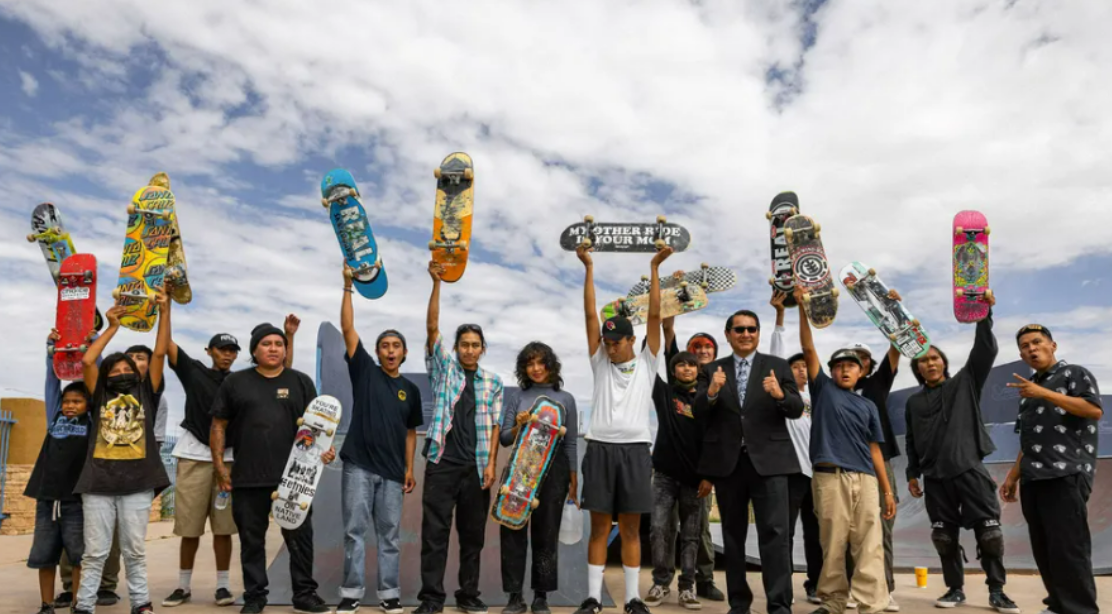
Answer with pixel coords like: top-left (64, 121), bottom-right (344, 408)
top-left (763, 369), bottom-right (785, 400)
top-left (708, 366), bottom-right (726, 397)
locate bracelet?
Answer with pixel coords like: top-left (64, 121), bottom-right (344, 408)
top-left (343, 287), bottom-right (353, 293)
top-left (884, 492), bottom-right (894, 497)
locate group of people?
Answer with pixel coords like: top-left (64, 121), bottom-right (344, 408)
top-left (24, 245), bottom-right (1102, 614)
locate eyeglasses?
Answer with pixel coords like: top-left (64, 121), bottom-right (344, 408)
top-left (731, 326), bottom-right (759, 335)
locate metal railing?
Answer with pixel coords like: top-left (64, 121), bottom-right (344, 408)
top-left (0, 410), bottom-right (18, 530)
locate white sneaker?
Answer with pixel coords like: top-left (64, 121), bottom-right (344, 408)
top-left (678, 589), bottom-right (701, 611)
top-left (886, 597), bottom-right (900, 612)
top-left (643, 586), bottom-right (669, 607)
top-left (847, 600), bottom-right (858, 609)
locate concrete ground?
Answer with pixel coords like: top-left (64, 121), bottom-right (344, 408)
top-left (1, 521), bottom-right (1109, 614)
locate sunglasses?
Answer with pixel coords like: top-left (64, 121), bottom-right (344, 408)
top-left (731, 326), bottom-right (759, 335)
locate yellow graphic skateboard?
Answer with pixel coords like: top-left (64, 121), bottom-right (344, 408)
top-left (148, 172), bottom-right (192, 304)
top-left (113, 180), bottom-right (175, 332)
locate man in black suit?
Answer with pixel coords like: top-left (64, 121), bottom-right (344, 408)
top-left (695, 309), bottom-right (804, 614)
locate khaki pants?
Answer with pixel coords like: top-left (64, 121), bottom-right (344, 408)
top-left (813, 469), bottom-right (888, 614)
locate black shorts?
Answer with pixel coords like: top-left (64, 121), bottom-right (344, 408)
top-left (581, 441), bottom-right (653, 514)
top-left (923, 464), bottom-right (1001, 530)
top-left (27, 499), bottom-right (84, 569)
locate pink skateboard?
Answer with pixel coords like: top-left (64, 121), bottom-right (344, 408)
top-left (952, 210), bottom-right (992, 323)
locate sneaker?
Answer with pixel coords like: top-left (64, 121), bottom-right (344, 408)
top-left (644, 586), bottom-right (670, 607)
top-left (216, 588), bottom-right (236, 607)
top-left (678, 589), bottom-right (701, 611)
top-left (847, 601), bottom-right (858, 610)
top-left (240, 601), bottom-right (266, 614)
top-left (72, 610), bottom-right (93, 614)
top-left (625, 599), bottom-right (650, 614)
top-left (935, 588), bottom-right (966, 608)
top-left (162, 589), bottom-right (192, 607)
top-left (502, 594), bottom-right (526, 614)
top-left (381, 599), bottom-right (403, 614)
top-left (695, 583), bottom-right (724, 602)
top-left (1037, 610), bottom-right (1058, 614)
top-left (989, 592), bottom-right (1020, 614)
top-left (809, 608), bottom-right (832, 614)
top-left (132, 603), bottom-right (156, 614)
top-left (805, 586), bottom-right (821, 605)
top-left (53, 593), bottom-right (74, 609)
top-left (574, 598), bottom-right (602, 614)
top-left (37, 603), bottom-right (55, 614)
top-left (886, 596), bottom-right (901, 612)
top-left (337, 599), bottom-right (360, 614)
top-left (98, 591), bottom-right (122, 606)
top-left (530, 594), bottom-right (549, 614)
top-left (456, 597), bottom-right (488, 614)
top-left (414, 603), bottom-right (443, 614)
top-left (293, 593), bottom-right (332, 614)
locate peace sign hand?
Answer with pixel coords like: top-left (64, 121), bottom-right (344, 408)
top-left (1006, 373), bottom-right (1047, 400)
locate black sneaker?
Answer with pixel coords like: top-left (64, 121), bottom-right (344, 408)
top-left (574, 598), bottom-right (603, 614)
top-left (132, 603), bottom-right (156, 614)
top-left (502, 594), bottom-right (526, 614)
top-left (530, 593), bottom-right (550, 614)
top-left (162, 589), bottom-right (192, 607)
top-left (98, 591), bottom-right (122, 606)
top-left (240, 601), bottom-right (266, 614)
top-left (625, 599), bottom-right (650, 614)
top-left (456, 596), bottom-right (488, 614)
top-left (809, 608), bottom-right (832, 614)
top-left (989, 591), bottom-right (1020, 614)
top-left (53, 593), bottom-right (74, 609)
top-left (380, 599), bottom-right (403, 614)
top-left (293, 593), bottom-right (332, 614)
top-left (337, 599), bottom-right (360, 614)
top-left (72, 610), bottom-right (93, 614)
top-left (936, 588), bottom-right (966, 608)
top-left (414, 602), bottom-right (443, 614)
top-left (215, 588), bottom-right (236, 607)
top-left (696, 583), bottom-right (724, 602)
top-left (37, 603), bottom-right (55, 614)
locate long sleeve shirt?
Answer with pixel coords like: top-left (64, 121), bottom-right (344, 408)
top-left (905, 312), bottom-right (998, 481)
top-left (499, 385), bottom-right (578, 470)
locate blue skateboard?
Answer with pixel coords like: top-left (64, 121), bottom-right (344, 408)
top-left (321, 169), bottom-right (387, 299)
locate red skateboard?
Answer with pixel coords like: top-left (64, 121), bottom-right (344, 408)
top-left (52, 254), bottom-right (98, 381)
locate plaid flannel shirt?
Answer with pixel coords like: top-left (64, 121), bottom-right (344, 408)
top-left (425, 332), bottom-right (504, 478)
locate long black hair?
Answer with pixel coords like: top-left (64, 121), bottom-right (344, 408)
top-left (454, 323), bottom-right (487, 350)
top-left (515, 341), bottom-right (563, 390)
top-left (97, 352), bottom-right (139, 395)
top-left (910, 346), bottom-right (950, 386)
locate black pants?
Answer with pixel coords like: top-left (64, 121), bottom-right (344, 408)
top-left (924, 465), bottom-right (1006, 591)
top-left (713, 452), bottom-right (792, 614)
top-left (232, 487), bottom-right (318, 604)
top-left (419, 460), bottom-right (491, 605)
top-left (1022, 474), bottom-right (1098, 614)
top-left (787, 473), bottom-right (823, 592)
top-left (500, 454), bottom-right (570, 594)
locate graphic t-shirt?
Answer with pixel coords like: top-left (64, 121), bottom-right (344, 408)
top-left (75, 377), bottom-right (170, 496)
top-left (25, 411), bottom-right (91, 501)
top-left (651, 377), bottom-right (704, 486)
top-left (588, 344), bottom-right (663, 443)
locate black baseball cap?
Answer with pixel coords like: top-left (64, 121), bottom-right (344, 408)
top-left (602, 316), bottom-right (635, 340)
top-left (828, 348), bottom-right (863, 369)
top-left (1016, 324), bottom-right (1053, 343)
top-left (208, 333), bottom-right (241, 351)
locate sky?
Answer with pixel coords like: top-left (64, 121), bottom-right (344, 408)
top-left (1, 0), bottom-right (1110, 431)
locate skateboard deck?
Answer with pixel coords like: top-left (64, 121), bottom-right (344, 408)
top-left (626, 264), bottom-right (737, 297)
top-left (559, 216), bottom-right (691, 252)
top-left (322, 169), bottom-right (388, 299)
top-left (601, 283), bottom-right (708, 326)
top-left (766, 191), bottom-right (800, 307)
top-left (114, 183), bottom-right (175, 332)
top-left (429, 152), bottom-right (474, 283)
top-left (839, 262), bottom-right (931, 359)
top-left (52, 254), bottom-right (98, 381)
top-left (952, 210), bottom-right (991, 323)
top-left (29, 203), bottom-right (104, 330)
top-left (784, 215), bottom-right (838, 329)
top-left (491, 396), bottom-right (567, 530)
top-left (271, 395), bottom-right (343, 530)
top-left (148, 172), bottom-right (192, 305)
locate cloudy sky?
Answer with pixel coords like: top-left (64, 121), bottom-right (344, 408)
top-left (1, 0), bottom-right (1109, 430)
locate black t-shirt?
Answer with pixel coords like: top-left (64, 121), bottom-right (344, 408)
top-left (651, 377), bottom-right (705, 487)
top-left (75, 377), bottom-right (170, 496)
top-left (441, 368), bottom-right (478, 465)
top-left (210, 367), bottom-right (318, 488)
top-left (1015, 361), bottom-right (1102, 483)
top-left (25, 411), bottom-right (91, 501)
top-left (856, 356), bottom-right (900, 459)
top-left (171, 346), bottom-right (231, 445)
top-left (342, 341), bottom-right (424, 483)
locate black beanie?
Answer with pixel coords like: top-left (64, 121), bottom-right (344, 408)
top-left (250, 323), bottom-right (287, 355)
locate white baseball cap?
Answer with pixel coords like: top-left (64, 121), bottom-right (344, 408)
top-left (849, 342), bottom-right (873, 357)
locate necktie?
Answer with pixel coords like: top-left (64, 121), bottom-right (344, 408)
top-left (737, 358), bottom-right (750, 408)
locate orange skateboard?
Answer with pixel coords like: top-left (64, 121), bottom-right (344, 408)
top-left (428, 152), bottom-right (474, 283)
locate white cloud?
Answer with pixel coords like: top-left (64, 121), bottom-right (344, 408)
top-left (18, 69), bottom-right (38, 96)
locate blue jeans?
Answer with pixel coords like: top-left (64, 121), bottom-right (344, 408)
top-left (341, 463), bottom-right (405, 601)
top-left (76, 491), bottom-right (154, 612)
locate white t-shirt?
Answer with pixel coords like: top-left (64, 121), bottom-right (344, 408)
top-left (171, 428), bottom-right (234, 463)
top-left (586, 344), bottom-right (664, 444)
top-left (771, 324), bottom-right (813, 477)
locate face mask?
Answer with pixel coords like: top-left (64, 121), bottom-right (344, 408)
top-left (107, 373), bottom-right (139, 394)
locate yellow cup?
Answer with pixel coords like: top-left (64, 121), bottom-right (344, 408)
top-left (915, 567), bottom-right (928, 588)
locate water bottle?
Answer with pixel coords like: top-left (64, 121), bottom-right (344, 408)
top-left (559, 500), bottom-right (583, 545)
top-left (215, 490), bottom-right (230, 510)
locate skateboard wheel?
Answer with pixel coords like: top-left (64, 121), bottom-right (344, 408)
top-left (296, 417), bottom-right (304, 426)
top-left (768, 277), bottom-right (775, 286)
top-left (984, 288), bottom-right (994, 301)
top-left (26, 233), bottom-right (36, 242)
top-left (984, 225), bottom-right (991, 236)
top-left (558, 426), bottom-right (567, 436)
top-left (271, 491), bottom-right (279, 501)
top-left (48, 346), bottom-right (55, 355)
top-left (765, 211), bottom-right (772, 220)
top-left (530, 414), bottom-right (539, 423)
top-left (889, 333), bottom-right (898, 341)
top-left (814, 222), bottom-right (822, 233)
top-left (791, 207), bottom-right (798, 216)
top-left (111, 288), bottom-right (121, 299)
top-left (299, 501), bottom-right (309, 510)
top-left (434, 167), bottom-right (442, 179)
top-left (326, 428), bottom-right (335, 437)
top-left (832, 288), bottom-right (839, 298)
top-left (458, 241), bottom-right (469, 252)
top-left (845, 282), bottom-right (856, 291)
top-left (428, 240), bottom-right (437, 250)
top-left (700, 282), bottom-right (708, 289)
top-left (500, 485), bottom-right (510, 495)
top-left (80, 344), bottom-right (88, 352)
top-left (641, 275), bottom-right (648, 282)
top-left (955, 288), bottom-right (964, 297)
top-left (654, 239), bottom-right (666, 250)
top-left (127, 204), bottom-right (137, 215)
top-left (867, 268), bottom-right (876, 277)
top-left (701, 262), bottom-right (708, 269)
top-left (320, 198), bottom-right (329, 208)
top-left (814, 229), bottom-right (821, 240)
top-left (656, 215), bottom-right (667, 224)
top-left (784, 227), bottom-right (794, 241)
top-left (911, 319), bottom-right (921, 328)
top-left (584, 215), bottom-right (594, 223)
top-left (463, 168), bottom-right (474, 180)
top-left (530, 498), bottom-right (540, 509)
top-left (680, 281), bottom-right (688, 288)
top-left (955, 226), bottom-right (964, 236)
top-left (582, 238), bottom-right (593, 248)
top-left (801, 293), bottom-right (810, 304)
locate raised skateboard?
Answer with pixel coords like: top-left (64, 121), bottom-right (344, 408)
top-left (626, 263), bottom-right (737, 297)
top-left (491, 396), bottom-right (567, 530)
top-left (766, 191), bottom-right (800, 307)
top-left (601, 283), bottom-right (708, 326)
top-left (784, 214), bottom-right (838, 328)
top-left (559, 216), bottom-right (691, 252)
top-left (952, 210), bottom-right (992, 323)
top-left (28, 203), bottom-right (103, 330)
top-left (113, 181), bottom-right (175, 332)
top-left (51, 254), bottom-right (98, 381)
top-left (271, 395), bottom-right (343, 530)
top-left (839, 262), bottom-right (931, 359)
top-left (321, 169), bottom-right (387, 299)
top-left (429, 152), bottom-right (474, 283)
top-left (148, 172), bottom-right (192, 304)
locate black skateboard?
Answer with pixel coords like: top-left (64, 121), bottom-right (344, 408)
top-left (766, 191), bottom-right (799, 307)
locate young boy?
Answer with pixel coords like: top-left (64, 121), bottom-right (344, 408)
top-left (28, 331), bottom-right (93, 614)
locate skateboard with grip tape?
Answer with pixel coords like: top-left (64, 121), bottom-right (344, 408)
top-left (51, 253), bottom-right (98, 381)
top-left (601, 283), bottom-right (708, 326)
top-left (627, 264), bottom-right (736, 297)
top-left (271, 395), bottom-right (343, 530)
top-left (491, 396), bottom-right (566, 530)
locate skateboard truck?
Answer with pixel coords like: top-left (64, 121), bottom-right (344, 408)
top-left (954, 225), bottom-right (991, 240)
top-left (784, 221), bottom-right (821, 242)
top-left (801, 287), bottom-right (839, 304)
top-left (434, 165), bottom-right (474, 185)
top-left (26, 227), bottom-right (63, 243)
top-left (320, 186), bottom-right (359, 208)
top-left (48, 343), bottom-right (88, 355)
top-left (127, 204), bottom-right (174, 218)
top-left (112, 288), bottom-right (155, 301)
top-left (955, 287), bottom-right (994, 302)
top-left (428, 237), bottom-right (469, 253)
top-left (578, 215), bottom-right (597, 248)
top-left (652, 215), bottom-right (668, 250)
